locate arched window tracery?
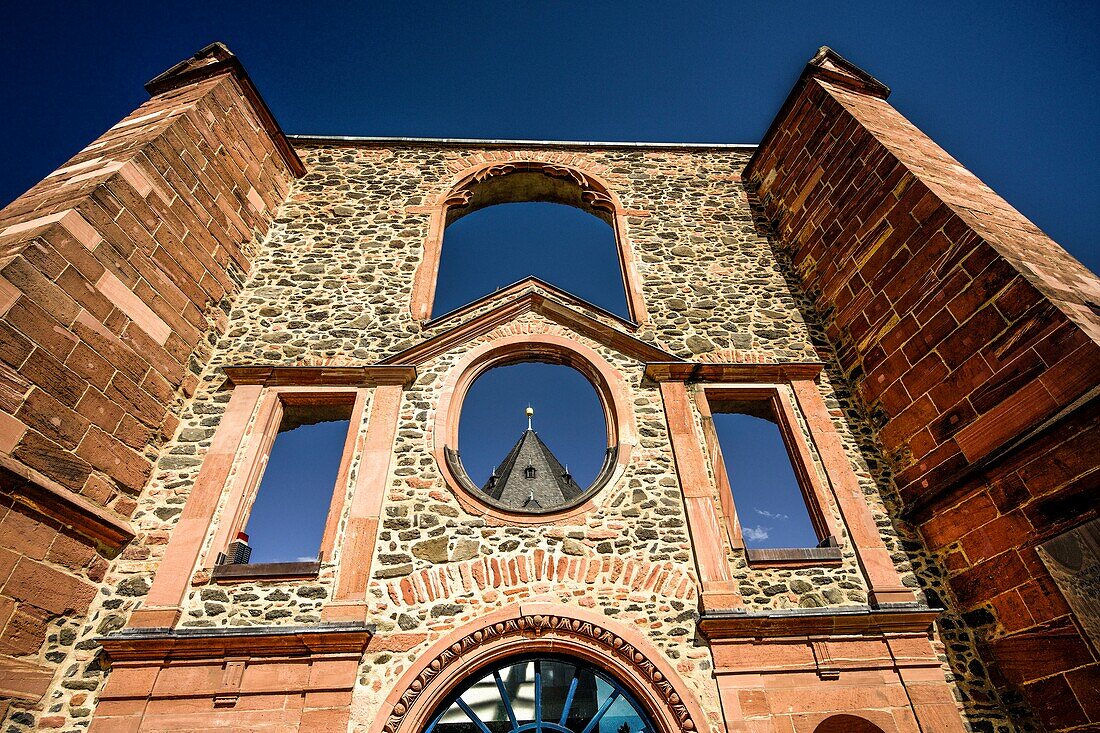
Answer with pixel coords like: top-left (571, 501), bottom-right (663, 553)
top-left (425, 656), bottom-right (654, 733)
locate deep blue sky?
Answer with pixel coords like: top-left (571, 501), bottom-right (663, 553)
top-left (434, 203), bottom-right (628, 318)
top-left (6, 4), bottom-right (1095, 558)
top-left (712, 414), bottom-right (819, 549)
top-left (1, 1), bottom-right (1097, 273)
top-left (458, 363), bottom-right (606, 489)
top-left (247, 418), bottom-right (350, 563)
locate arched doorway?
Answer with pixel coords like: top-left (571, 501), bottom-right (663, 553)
top-left (424, 656), bottom-right (653, 733)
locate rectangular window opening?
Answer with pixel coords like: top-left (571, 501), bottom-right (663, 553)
top-left (709, 395), bottom-right (828, 552)
top-left (232, 396), bottom-right (354, 567)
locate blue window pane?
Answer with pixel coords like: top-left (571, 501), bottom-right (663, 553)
top-left (244, 417), bottom-right (351, 564)
top-left (711, 412), bottom-right (819, 549)
top-left (433, 202), bottom-right (627, 319)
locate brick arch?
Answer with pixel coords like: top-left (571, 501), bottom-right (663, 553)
top-left (409, 159), bottom-right (649, 323)
top-left (431, 332), bottom-right (636, 525)
top-left (372, 603), bottom-right (707, 733)
top-left (383, 553), bottom-right (697, 608)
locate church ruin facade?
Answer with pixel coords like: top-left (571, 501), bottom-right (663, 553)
top-left (0, 43), bottom-right (1096, 732)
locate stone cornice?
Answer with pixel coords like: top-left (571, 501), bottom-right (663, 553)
top-left (699, 606), bottom-right (940, 639)
top-left (644, 361), bottom-right (824, 383)
top-left (222, 365), bottom-right (418, 388)
top-left (99, 623), bottom-right (373, 661)
top-left (0, 455), bottom-right (135, 552)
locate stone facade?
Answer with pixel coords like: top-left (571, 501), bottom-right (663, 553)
top-left (0, 43), bottom-right (1094, 733)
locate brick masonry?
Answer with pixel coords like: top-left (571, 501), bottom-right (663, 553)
top-left (0, 43), bottom-right (299, 725)
top-left (0, 42), bottom-right (1092, 733)
top-left (744, 48), bottom-right (1100, 731)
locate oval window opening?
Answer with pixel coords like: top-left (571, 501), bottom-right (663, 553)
top-left (457, 362), bottom-right (609, 513)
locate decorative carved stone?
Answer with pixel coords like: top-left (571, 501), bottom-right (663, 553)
top-left (383, 612), bottom-right (697, 733)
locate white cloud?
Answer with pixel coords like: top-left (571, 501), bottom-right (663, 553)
top-left (296, 556), bottom-right (317, 562)
top-left (754, 508), bottom-right (789, 521)
top-left (743, 525), bottom-right (770, 542)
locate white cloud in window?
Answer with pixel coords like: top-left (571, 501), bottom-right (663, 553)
top-left (743, 525), bottom-right (770, 542)
top-left (754, 508), bottom-right (789, 521)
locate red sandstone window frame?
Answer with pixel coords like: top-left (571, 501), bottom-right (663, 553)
top-left (203, 384), bottom-right (365, 580)
top-left (408, 160), bottom-right (650, 324)
top-left (694, 383), bottom-right (842, 567)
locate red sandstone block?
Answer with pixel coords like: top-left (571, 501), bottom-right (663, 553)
top-left (936, 307), bottom-right (1008, 371)
top-left (0, 548), bottom-right (19, 588)
top-left (5, 299), bottom-right (78, 362)
top-left (945, 259), bottom-right (1020, 324)
top-left (46, 529), bottom-right (97, 572)
top-left (927, 352), bottom-right (994, 412)
top-left (955, 378), bottom-right (1057, 463)
top-left (19, 347), bottom-right (88, 407)
top-left (2, 556), bottom-right (95, 615)
top-left (0, 506), bottom-right (57, 561)
top-left (75, 387), bottom-right (125, 433)
top-left (114, 414), bottom-right (156, 451)
top-left (1020, 674), bottom-right (1087, 730)
top-left (76, 426), bottom-right (151, 493)
top-left (1065, 664), bottom-right (1100, 721)
top-left (16, 386), bottom-right (91, 449)
top-left (1039, 342), bottom-right (1100, 407)
top-left (0, 322), bottom-right (33, 369)
top-left (879, 394), bottom-right (938, 447)
top-left (70, 310), bottom-right (150, 384)
top-left (1, 256), bottom-right (81, 326)
top-left (12, 430), bottom-right (92, 491)
top-left (989, 588), bottom-right (1037, 634)
top-left (300, 708), bottom-right (351, 730)
top-left (949, 549), bottom-right (1030, 608)
top-left (64, 342), bottom-right (115, 392)
top-left (900, 308), bottom-right (958, 367)
top-left (55, 266), bottom-right (114, 322)
top-left (1016, 578), bottom-right (1073, 624)
top-left (0, 603), bottom-right (50, 656)
top-left (957, 511), bottom-right (1033, 564)
top-left (104, 373), bottom-right (163, 429)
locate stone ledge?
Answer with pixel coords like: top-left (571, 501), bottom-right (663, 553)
top-left (222, 365), bottom-right (418, 388)
top-left (699, 605), bottom-right (940, 639)
top-left (0, 454), bottom-right (135, 552)
top-left (210, 560), bottom-right (321, 582)
top-left (99, 622), bottom-right (373, 660)
top-left (645, 361), bottom-right (824, 383)
top-left (746, 545), bottom-right (843, 566)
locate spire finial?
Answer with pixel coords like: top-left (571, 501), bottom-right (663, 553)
top-left (526, 404), bottom-right (534, 431)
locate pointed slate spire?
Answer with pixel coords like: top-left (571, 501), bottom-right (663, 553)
top-left (480, 409), bottom-right (583, 510)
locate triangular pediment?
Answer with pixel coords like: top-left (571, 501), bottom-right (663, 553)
top-left (379, 278), bottom-right (680, 366)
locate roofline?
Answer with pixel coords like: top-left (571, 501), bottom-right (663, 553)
top-left (287, 134), bottom-right (757, 151)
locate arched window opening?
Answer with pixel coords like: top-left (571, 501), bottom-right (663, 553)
top-left (425, 656), bottom-right (654, 733)
top-left (709, 397), bottom-right (823, 550)
top-left (455, 362), bottom-right (609, 514)
top-left (814, 715), bottom-right (887, 733)
top-left (433, 201), bottom-right (628, 319)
